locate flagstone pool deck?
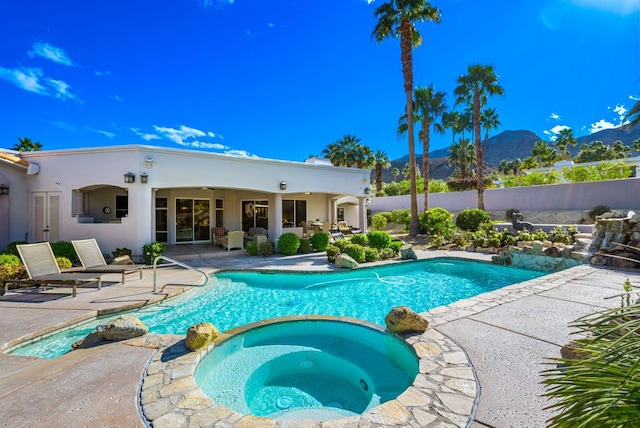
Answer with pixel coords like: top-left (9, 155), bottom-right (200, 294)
top-left (0, 245), bottom-right (637, 427)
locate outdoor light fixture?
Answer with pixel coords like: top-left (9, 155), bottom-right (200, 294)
top-left (124, 172), bottom-right (135, 183)
top-left (140, 172), bottom-right (149, 184)
top-left (280, 181), bottom-right (287, 190)
top-left (364, 187), bottom-right (371, 195)
top-left (0, 185), bottom-right (8, 195)
top-left (144, 157), bottom-right (154, 168)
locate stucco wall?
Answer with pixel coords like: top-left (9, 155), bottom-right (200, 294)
top-left (0, 165), bottom-right (29, 250)
top-left (370, 178), bottom-right (640, 214)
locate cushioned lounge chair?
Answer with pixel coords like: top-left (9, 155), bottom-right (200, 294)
top-left (221, 231), bottom-right (244, 251)
top-left (0, 242), bottom-right (102, 298)
top-left (72, 239), bottom-right (144, 283)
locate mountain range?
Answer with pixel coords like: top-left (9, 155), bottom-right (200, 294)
top-left (383, 123), bottom-right (640, 182)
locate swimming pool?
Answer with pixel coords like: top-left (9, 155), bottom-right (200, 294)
top-left (9, 259), bottom-right (544, 358)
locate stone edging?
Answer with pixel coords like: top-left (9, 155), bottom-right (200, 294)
top-left (139, 315), bottom-right (478, 428)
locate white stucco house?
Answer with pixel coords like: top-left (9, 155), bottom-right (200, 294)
top-left (0, 145), bottom-right (371, 256)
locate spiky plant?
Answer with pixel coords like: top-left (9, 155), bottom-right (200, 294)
top-left (541, 300), bottom-right (640, 427)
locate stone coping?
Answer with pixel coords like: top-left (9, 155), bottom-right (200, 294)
top-left (139, 315), bottom-right (478, 428)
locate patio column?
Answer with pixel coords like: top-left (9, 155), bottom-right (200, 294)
top-left (151, 188), bottom-right (157, 242)
top-left (358, 197), bottom-right (368, 232)
top-left (74, 190), bottom-right (86, 216)
top-left (273, 193), bottom-right (283, 239)
top-left (330, 198), bottom-right (338, 223)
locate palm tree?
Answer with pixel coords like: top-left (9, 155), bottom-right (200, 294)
top-left (12, 137), bottom-right (43, 152)
top-left (454, 64), bottom-right (504, 210)
top-left (447, 138), bottom-right (475, 179)
top-left (481, 107), bottom-right (500, 170)
top-left (322, 135), bottom-right (370, 168)
top-left (554, 128), bottom-right (577, 161)
top-left (373, 150), bottom-right (391, 195)
top-left (372, 0), bottom-right (441, 236)
top-left (531, 140), bottom-right (560, 167)
top-left (392, 167), bottom-right (400, 182)
top-left (624, 100), bottom-right (640, 127)
top-left (634, 138), bottom-right (640, 153)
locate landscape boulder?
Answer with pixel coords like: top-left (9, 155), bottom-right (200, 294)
top-left (400, 244), bottom-right (417, 260)
top-left (385, 306), bottom-right (429, 334)
top-left (335, 253), bottom-right (358, 269)
top-left (185, 322), bottom-right (219, 351)
top-left (98, 315), bottom-right (149, 341)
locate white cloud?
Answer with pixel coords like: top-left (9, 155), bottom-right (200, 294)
top-left (544, 124), bottom-right (570, 141)
top-left (94, 70), bottom-right (111, 76)
top-left (549, 113), bottom-right (560, 120)
top-left (49, 121), bottom-right (76, 131)
top-left (190, 141), bottom-right (227, 150)
top-left (135, 124), bottom-right (227, 150)
top-left (131, 128), bottom-right (161, 141)
top-left (0, 66), bottom-right (79, 101)
top-left (153, 125), bottom-right (207, 145)
top-left (110, 94), bottom-right (123, 102)
top-left (84, 127), bottom-right (117, 139)
top-left (590, 119), bottom-right (616, 133)
top-left (630, 95), bottom-right (640, 101)
top-left (28, 41), bottom-right (76, 66)
top-left (224, 149), bottom-right (257, 157)
top-left (570, 0), bottom-right (640, 14)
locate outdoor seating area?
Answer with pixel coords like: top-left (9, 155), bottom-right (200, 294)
top-left (72, 238), bottom-right (144, 284)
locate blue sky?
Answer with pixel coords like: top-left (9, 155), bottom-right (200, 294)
top-left (0, 0), bottom-right (639, 162)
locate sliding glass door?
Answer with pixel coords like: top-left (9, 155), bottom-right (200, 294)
top-left (176, 198), bottom-right (210, 243)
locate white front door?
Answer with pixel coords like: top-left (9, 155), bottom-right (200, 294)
top-left (32, 192), bottom-right (61, 242)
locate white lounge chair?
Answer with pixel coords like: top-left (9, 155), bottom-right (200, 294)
top-left (72, 239), bottom-right (144, 284)
top-left (1, 242), bottom-right (102, 298)
top-left (221, 231), bottom-right (244, 251)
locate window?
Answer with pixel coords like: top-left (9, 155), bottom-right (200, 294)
top-left (215, 198), bottom-right (224, 228)
top-left (115, 195), bottom-right (129, 218)
top-left (242, 200), bottom-right (268, 231)
top-left (337, 207), bottom-right (345, 222)
top-left (155, 197), bottom-right (168, 242)
top-left (282, 199), bottom-right (307, 227)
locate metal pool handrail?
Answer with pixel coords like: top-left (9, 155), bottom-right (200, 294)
top-left (152, 255), bottom-right (209, 292)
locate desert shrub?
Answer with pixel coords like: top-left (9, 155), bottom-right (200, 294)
top-left (326, 245), bottom-right (341, 263)
top-left (500, 228), bottom-right (517, 247)
top-left (379, 248), bottom-right (395, 260)
top-left (516, 230), bottom-right (534, 242)
top-left (309, 232), bottom-right (330, 252)
top-left (299, 238), bottom-right (311, 254)
top-left (589, 205), bottom-right (611, 219)
top-left (258, 241), bottom-right (274, 256)
top-left (371, 214), bottom-right (388, 230)
top-left (142, 241), bottom-right (167, 264)
top-left (350, 234), bottom-right (369, 247)
top-left (246, 240), bottom-right (258, 256)
top-left (449, 229), bottom-right (471, 247)
top-left (56, 257), bottom-right (72, 270)
top-left (390, 209), bottom-right (410, 227)
top-left (446, 177), bottom-right (479, 192)
top-left (277, 233), bottom-right (300, 256)
top-left (487, 231), bottom-right (502, 248)
top-left (333, 239), bottom-right (349, 252)
top-left (471, 230), bottom-right (488, 248)
top-left (50, 241), bottom-right (77, 263)
top-left (377, 211), bottom-right (393, 223)
top-left (428, 179), bottom-right (449, 193)
top-left (503, 171), bottom-right (561, 188)
top-left (0, 254), bottom-right (21, 266)
top-left (343, 244), bottom-right (366, 263)
top-left (389, 239), bottom-right (403, 254)
top-left (419, 207), bottom-right (454, 237)
top-left (429, 234), bottom-right (446, 248)
top-left (0, 264), bottom-right (26, 283)
top-left (562, 162), bottom-right (632, 183)
top-left (364, 247), bottom-right (380, 262)
top-left (532, 229), bottom-right (549, 241)
top-left (2, 241), bottom-right (27, 256)
top-left (456, 208), bottom-right (492, 232)
top-left (367, 230), bottom-right (392, 249)
top-left (548, 226), bottom-right (574, 244)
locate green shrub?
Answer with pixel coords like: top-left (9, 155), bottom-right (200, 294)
top-left (299, 238), bottom-right (311, 254)
top-left (367, 230), bottom-right (392, 249)
top-left (333, 239), bottom-right (349, 251)
top-left (562, 162), bottom-right (632, 183)
top-left (310, 233), bottom-right (330, 252)
top-left (277, 233), bottom-right (300, 256)
top-left (428, 179), bottom-right (449, 193)
top-left (0, 254), bottom-right (21, 266)
top-left (500, 228), bottom-right (517, 247)
top-left (429, 234), bottom-right (446, 248)
top-left (471, 231), bottom-right (488, 248)
top-left (56, 256), bottom-right (72, 270)
top-left (0, 264), bottom-right (26, 283)
top-left (343, 244), bottom-right (366, 263)
top-left (371, 214), bottom-right (388, 230)
top-left (326, 245), bottom-right (341, 263)
top-left (389, 239), bottom-right (403, 255)
top-left (503, 171), bottom-right (561, 188)
top-left (487, 231), bottom-right (502, 248)
top-left (350, 234), bottom-right (368, 247)
top-left (548, 226), bottom-right (574, 244)
top-left (449, 229), bottom-right (471, 247)
top-left (258, 241), bottom-right (274, 256)
top-left (378, 211), bottom-right (393, 223)
top-left (419, 207), bottom-right (454, 237)
top-left (390, 209), bottom-right (410, 227)
top-left (380, 247), bottom-right (395, 260)
top-left (142, 241), bottom-right (167, 264)
top-left (2, 241), bottom-right (27, 256)
top-left (532, 229), bottom-right (549, 241)
top-left (246, 240), bottom-right (258, 256)
top-left (364, 247), bottom-right (380, 262)
top-left (589, 205), bottom-right (611, 219)
top-left (456, 208), bottom-right (492, 232)
top-left (50, 241), bottom-right (77, 263)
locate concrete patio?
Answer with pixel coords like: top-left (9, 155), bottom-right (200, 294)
top-left (0, 245), bottom-right (637, 427)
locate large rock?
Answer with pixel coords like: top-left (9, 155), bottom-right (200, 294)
top-left (560, 341), bottom-right (590, 360)
top-left (385, 306), bottom-right (429, 334)
top-left (335, 253), bottom-right (358, 269)
top-left (185, 322), bottom-right (219, 351)
top-left (97, 315), bottom-right (149, 341)
top-left (400, 244), bottom-right (417, 260)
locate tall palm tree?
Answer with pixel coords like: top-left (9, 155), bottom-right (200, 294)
top-left (392, 167), bottom-right (400, 182)
top-left (553, 128), bottom-right (577, 161)
top-left (372, 0), bottom-right (440, 236)
top-left (12, 137), bottom-right (43, 152)
top-left (373, 150), bottom-right (391, 195)
top-left (447, 138), bottom-right (475, 179)
top-left (481, 107), bottom-right (500, 167)
top-left (454, 64), bottom-right (504, 210)
top-left (322, 134), bottom-right (369, 167)
top-left (531, 140), bottom-right (560, 167)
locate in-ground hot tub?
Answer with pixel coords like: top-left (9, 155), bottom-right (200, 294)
top-left (194, 318), bottom-right (419, 421)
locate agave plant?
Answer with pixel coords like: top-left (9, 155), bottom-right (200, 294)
top-left (541, 298), bottom-right (640, 427)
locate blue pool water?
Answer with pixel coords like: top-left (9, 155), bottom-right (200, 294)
top-left (194, 319), bottom-right (419, 420)
top-left (9, 259), bottom-right (544, 358)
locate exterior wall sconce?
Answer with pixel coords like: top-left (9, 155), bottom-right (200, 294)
top-left (124, 172), bottom-right (135, 183)
top-left (364, 187), bottom-right (371, 195)
top-left (0, 184), bottom-right (8, 195)
top-left (144, 157), bottom-right (154, 168)
top-left (140, 173), bottom-right (149, 184)
top-left (280, 181), bottom-right (287, 190)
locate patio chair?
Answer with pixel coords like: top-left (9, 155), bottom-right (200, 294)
top-left (212, 226), bottom-right (226, 247)
top-left (221, 231), bottom-right (245, 251)
top-left (1, 242), bottom-right (102, 298)
top-left (72, 239), bottom-right (144, 283)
